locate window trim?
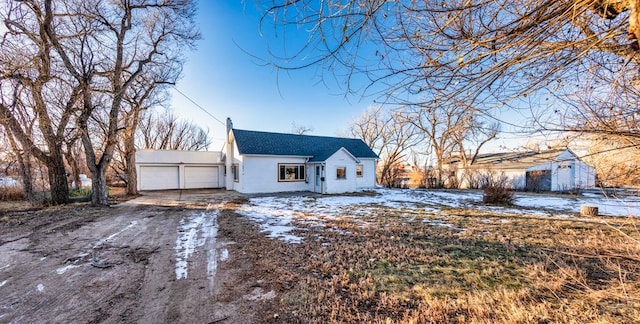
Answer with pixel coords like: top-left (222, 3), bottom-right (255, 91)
top-left (356, 164), bottom-right (363, 178)
top-left (336, 166), bottom-right (347, 180)
top-left (231, 164), bottom-right (239, 182)
top-left (278, 163), bottom-right (306, 182)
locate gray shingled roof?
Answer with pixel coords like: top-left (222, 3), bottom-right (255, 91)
top-left (232, 129), bottom-right (379, 162)
top-left (451, 149), bottom-right (574, 170)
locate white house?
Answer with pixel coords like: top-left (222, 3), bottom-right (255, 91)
top-left (134, 119), bottom-right (379, 194)
top-left (225, 119), bottom-right (379, 194)
top-left (450, 148), bottom-right (596, 191)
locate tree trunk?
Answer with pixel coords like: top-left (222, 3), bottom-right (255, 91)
top-left (125, 143), bottom-right (137, 195)
top-left (91, 165), bottom-right (109, 206)
top-left (47, 151), bottom-right (69, 205)
top-left (6, 130), bottom-right (35, 202)
top-left (20, 153), bottom-right (35, 203)
top-left (65, 147), bottom-right (81, 190)
top-left (124, 108), bottom-right (141, 196)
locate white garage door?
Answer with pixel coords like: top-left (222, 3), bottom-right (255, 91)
top-left (184, 166), bottom-right (219, 189)
top-left (139, 166), bottom-right (179, 190)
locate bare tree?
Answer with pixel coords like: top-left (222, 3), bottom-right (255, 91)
top-left (258, 0), bottom-right (640, 166)
top-left (8, 0), bottom-right (199, 206)
top-left (2, 126), bottom-right (35, 202)
top-left (404, 100), bottom-right (497, 188)
top-left (260, 1), bottom-right (640, 101)
top-left (349, 105), bottom-right (422, 186)
top-left (136, 110), bottom-right (211, 151)
top-left (117, 72), bottom-right (175, 196)
top-left (0, 3), bottom-right (82, 204)
top-left (291, 122), bottom-right (314, 135)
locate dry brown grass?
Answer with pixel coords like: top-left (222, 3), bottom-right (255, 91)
top-left (0, 185), bottom-right (24, 201)
top-left (251, 206), bottom-right (640, 323)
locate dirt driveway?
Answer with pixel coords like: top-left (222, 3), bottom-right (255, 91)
top-left (0, 189), bottom-right (283, 323)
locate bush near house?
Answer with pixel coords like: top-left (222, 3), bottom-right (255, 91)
top-left (0, 185), bottom-right (24, 201)
top-left (480, 172), bottom-right (514, 205)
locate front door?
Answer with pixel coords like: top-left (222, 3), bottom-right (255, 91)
top-left (315, 165), bottom-right (321, 193)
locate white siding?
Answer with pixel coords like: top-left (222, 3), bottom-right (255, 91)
top-left (324, 149), bottom-right (358, 194)
top-left (457, 167), bottom-right (526, 190)
top-left (524, 150), bottom-right (595, 191)
top-left (457, 149), bottom-right (596, 192)
top-left (136, 150), bottom-right (223, 164)
top-left (225, 133), bottom-right (377, 194)
top-left (574, 161), bottom-right (596, 189)
top-left (552, 161), bottom-right (574, 191)
top-left (355, 158), bottom-right (377, 190)
top-left (225, 141), bottom-right (243, 191)
top-left (235, 156), bottom-right (311, 194)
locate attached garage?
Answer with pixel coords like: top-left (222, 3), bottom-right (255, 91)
top-left (139, 166), bottom-right (180, 190)
top-left (184, 166), bottom-right (219, 189)
top-left (135, 150), bottom-right (225, 191)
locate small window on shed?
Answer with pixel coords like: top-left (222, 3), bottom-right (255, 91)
top-left (337, 167), bottom-right (347, 179)
top-left (356, 165), bottom-right (363, 177)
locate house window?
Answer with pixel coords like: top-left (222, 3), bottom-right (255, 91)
top-left (231, 164), bottom-right (239, 182)
top-left (336, 166), bottom-right (347, 179)
top-left (279, 164), bottom-right (305, 182)
top-left (356, 165), bottom-right (363, 177)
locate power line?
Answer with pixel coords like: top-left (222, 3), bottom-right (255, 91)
top-left (172, 86), bottom-right (226, 126)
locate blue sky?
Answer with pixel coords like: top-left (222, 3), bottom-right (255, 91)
top-left (167, 1), bottom-right (552, 153)
top-left (168, 1), bottom-right (374, 150)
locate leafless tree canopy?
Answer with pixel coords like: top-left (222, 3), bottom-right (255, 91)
top-left (261, 1), bottom-right (639, 104)
top-left (1, 0), bottom-right (199, 205)
top-left (263, 0), bottom-right (640, 186)
top-left (136, 110), bottom-right (211, 151)
top-left (349, 106), bottom-right (422, 186)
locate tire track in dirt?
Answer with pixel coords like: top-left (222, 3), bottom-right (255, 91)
top-left (1, 190), bottom-right (279, 323)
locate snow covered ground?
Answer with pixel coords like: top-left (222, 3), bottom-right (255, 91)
top-left (236, 188), bottom-right (640, 244)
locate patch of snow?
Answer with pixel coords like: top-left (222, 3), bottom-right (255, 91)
top-left (0, 280), bottom-right (7, 287)
top-left (0, 264), bottom-right (9, 271)
top-left (174, 203), bottom-right (222, 292)
top-left (55, 264), bottom-right (80, 275)
top-left (205, 203), bottom-right (222, 296)
top-left (237, 188), bottom-right (640, 245)
top-left (40, 257), bottom-right (46, 261)
top-left (423, 218), bottom-right (457, 229)
top-left (94, 220), bottom-right (138, 248)
top-left (36, 284), bottom-right (44, 292)
top-left (514, 194), bottom-right (640, 217)
top-left (244, 287), bottom-right (276, 301)
top-left (236, 206), bottom-right (303, 244)
top-left (220, 248), bottom-right (229, 262)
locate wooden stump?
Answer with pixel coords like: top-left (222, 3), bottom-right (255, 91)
top-left (580, 205), bottom-right (598, 217)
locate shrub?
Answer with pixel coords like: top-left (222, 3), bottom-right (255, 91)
top-left (480, 172), bottom-right (514, 205)
top-left (483, 185), bottom-right (514, 205)
top-left (69, 188), bottom-right (92, 202)
top-left (0, 186), bottom-right (24, 201)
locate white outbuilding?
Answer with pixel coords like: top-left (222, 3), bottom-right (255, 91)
top-left (451, 148), bottom-right (596, 191)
